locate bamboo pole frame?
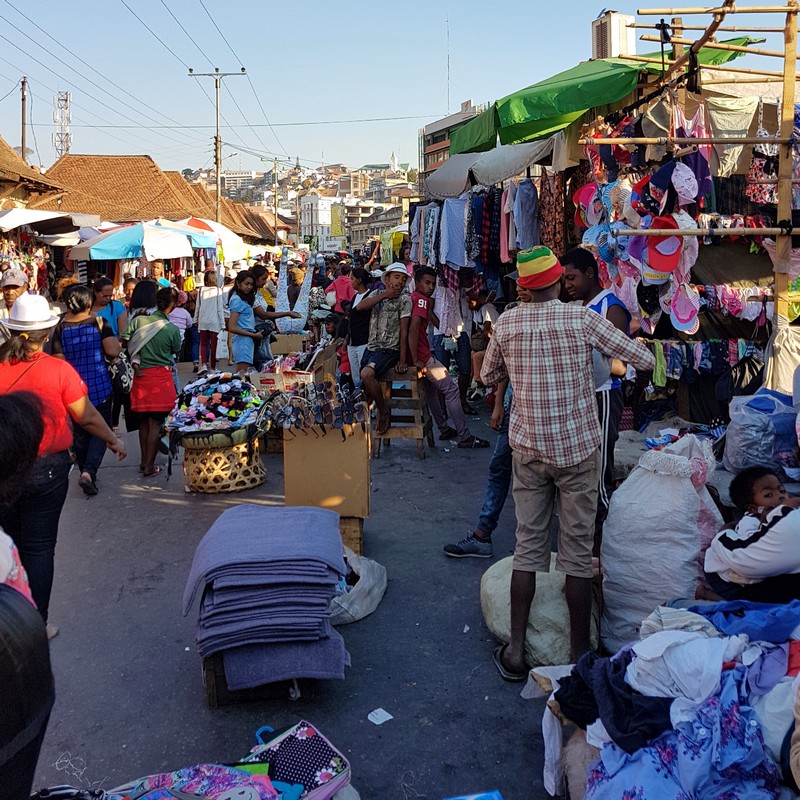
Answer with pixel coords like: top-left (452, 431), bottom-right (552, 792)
top-left (578, 136), bottom-right (790, 144)
top-left (773, 1), bottom-right (798, 325)
top-left (638, 6), bottom-right (798, 15)
top-left (640, 33), bottom-right (789, 57)
top-left (617, 52), bottom-right (795, 76)
top-left (611, 227), bottom-right (793, 236)
top-left (629, 22), bottom-right (786, 30)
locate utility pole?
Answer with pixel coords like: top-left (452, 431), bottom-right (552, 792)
top-left (273, 158), bottom-right (279, 246)
top-left (189, 68), bottom-right (246, 223)
top-left (20, 77), bottom-right (27, 163)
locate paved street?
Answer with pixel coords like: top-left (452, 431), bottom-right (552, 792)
top-left (34, 374), bottom-right (547, 800)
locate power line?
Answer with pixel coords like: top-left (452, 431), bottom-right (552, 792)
top-left (155, 0), bottom-right (278, 157)
top-left (117, 0), bottom-right (243, 157)
top-left (28, 83), bottom-right (40, 165)
top-left (0, 12), bottom-right (205, 153)
top-left (0, 77), bottom-right (17, 103)
top-left (53, 114), bottom-right (444, 129)
top-left (159, 0), bottom-right (214, 68)
top-left (195, 0), bottom-right (289, 157)
top-left (1, 0), bottom-right (210, 150)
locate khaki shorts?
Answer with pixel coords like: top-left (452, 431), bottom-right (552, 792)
top-left (511, 449), bottom-right (600, 578)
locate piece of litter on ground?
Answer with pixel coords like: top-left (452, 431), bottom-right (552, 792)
top-left (463, 625), bottom-right (470, 633)
top-left (184, 647), bottom-right (190, 651)
top-left (485, 696), bottom-right (489, 701)
top-left (368, 708), bottom-right (393, 725)
top-left (444, 448), bottom-right (450, 453)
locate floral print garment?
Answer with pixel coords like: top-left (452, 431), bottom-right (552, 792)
top-left (586, 666), bottom-right (781, 800)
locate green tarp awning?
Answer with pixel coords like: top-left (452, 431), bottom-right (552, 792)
top-left (449, 38), bottom-right (761, 155)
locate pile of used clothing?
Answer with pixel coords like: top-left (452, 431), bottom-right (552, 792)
top-left (167, 372), bottom-right (264, 434)
top-left (536, 600), bottom-right (800, 799)
top-left (183, 505), bottom-right (350, 691)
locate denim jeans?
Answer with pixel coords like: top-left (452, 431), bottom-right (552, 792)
top-left (72, 395), bottom-right (112, 481)
top-left (477, 406), bottom-right (512, 535)
top-left (432, 331), bottom-right (471, 375)
top-left (189, 323), bottom-right (200, 363)
top-left (0, 451), bottom-right (71, 622)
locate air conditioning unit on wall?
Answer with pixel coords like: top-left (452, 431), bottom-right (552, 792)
top-left (592, 11), bottom-right (636, 59)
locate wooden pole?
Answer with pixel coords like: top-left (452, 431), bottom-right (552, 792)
top-left (617, 53), bottom-right (795, 76)
top-left (641, 33), bottom-right (789, 58)
top-left (629, 23), bottom-right (786, 31)
top-left (580, 135), bottom-right (791, 144)
top-left (638, 6), bottom-right (798, 15)
top-left (611, 227), bottom-right (794, 236)
top-left (774, 1), bottom-right (798, 329)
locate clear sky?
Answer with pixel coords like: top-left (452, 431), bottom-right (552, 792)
top-left (0, 0), bottom-right (789, 173)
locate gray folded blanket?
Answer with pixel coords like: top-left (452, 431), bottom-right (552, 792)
top-left (183, 505), bottom-right (345, 614)
top-left (222, 630), bottom-right (351, 689)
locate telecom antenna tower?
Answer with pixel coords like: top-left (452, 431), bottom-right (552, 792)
top-left (52, 91), bottom-right (72, 158)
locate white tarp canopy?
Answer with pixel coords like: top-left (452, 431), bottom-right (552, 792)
top-left (0, 209), bottom-right (101, 234)
top-left (423, 132), bottom-right (578, 199)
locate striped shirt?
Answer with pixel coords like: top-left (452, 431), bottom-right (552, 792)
top-left (481, 300), bottom-right (654, 467)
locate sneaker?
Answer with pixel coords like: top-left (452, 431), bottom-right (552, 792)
top-left (462, 403), bottom-right (480, 416)
top-left (197, 364), bottom-right (209, 377)
top-left (192, 362), bottom-right (200, 373)
top-left (444, 532), bottom-right (493, 558)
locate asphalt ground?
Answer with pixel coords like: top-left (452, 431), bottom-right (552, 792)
top-left (33, 366), bottom-right (549, 800)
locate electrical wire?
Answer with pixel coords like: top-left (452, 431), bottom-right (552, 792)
top-left (0, 77), bottom-right (17, 103)
top-left (59, 114), bottom-right (443, 129)
top-left (0, 13), bottom-right (205, 153)
top-left (28, 84), bottom-right (41, 166)
top-left (1, 0), bottom-right (211, 148)
top-left (195, 0), bottom-right (288, 156)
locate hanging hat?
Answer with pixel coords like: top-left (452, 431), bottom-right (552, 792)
top-left (5, 293), bottom-right (59, 331)
top-left (636, 281), bottom-right (662, 316)
top-left (515, 246), bottom-right (564, 290)
top-left (630, 175), bottom-right (661, 217)
top-left (670, 282), bottom-right (701, 334)
top-left (671, 162), bottom-right (698, 206)
top-left (646, 215), bottom-right (683, 274)
top-left (649, 161), bottom-right (677, 213)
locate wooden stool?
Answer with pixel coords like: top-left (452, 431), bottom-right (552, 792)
top-left (371, 369), bottom-right (435, 459)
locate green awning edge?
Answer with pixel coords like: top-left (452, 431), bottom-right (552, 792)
top-left (448, 106), bottom-right (500, 157)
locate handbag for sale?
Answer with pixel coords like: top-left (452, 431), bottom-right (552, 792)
top-left (241, 721), bottom-right (351, 799)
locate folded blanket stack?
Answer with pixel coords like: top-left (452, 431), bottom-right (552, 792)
top-left (183, 505), bottom-right (350, 690)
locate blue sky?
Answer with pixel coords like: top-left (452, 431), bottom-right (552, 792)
top-left (0, 0), bottom-right (788, 173)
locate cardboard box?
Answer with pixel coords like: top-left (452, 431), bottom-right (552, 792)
top-left (249, 343), bottom-right (338, 394)
top-left (283, 418), bottom-right (371, 518)
top-left (271, 334), bottom-right (309, 355)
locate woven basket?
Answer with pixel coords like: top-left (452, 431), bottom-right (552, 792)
top-left (182, 438), bottom-right (266, 494)
top-left (181, 427), bottom-right (250, 450)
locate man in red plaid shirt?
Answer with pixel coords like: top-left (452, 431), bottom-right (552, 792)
top-left (481, 246), bottom-right (654, 680)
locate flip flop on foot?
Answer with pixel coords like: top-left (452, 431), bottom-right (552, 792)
top-left (458, 436), bottom-right (490, 449)
top-left (493, 644), bottom-right (527, 682)
top-left (142, 466), bottom-right (163, 478)
top-left (78, 472), bottom-right (98, 496)
top-left (375, 414), bottom-right (391, 436)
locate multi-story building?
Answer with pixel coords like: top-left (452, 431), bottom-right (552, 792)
top-left (418, 100), bottom-right (485, 193)
top-left (349, 205), bottom-right (404, 251)
top-left (299, 188), bottom-right (344, 252)
top-left (337, 171), bottom-right (371, 198)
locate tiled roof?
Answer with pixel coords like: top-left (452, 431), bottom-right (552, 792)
top-left (38, 154), bottom-right (191, 220)
top-left (35, 156), bottom-right (274, 243)
top-left (0, 134), bottom-right (62, 191)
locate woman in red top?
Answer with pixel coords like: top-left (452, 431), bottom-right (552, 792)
top-left (0, 294), bottom-right (126, 631)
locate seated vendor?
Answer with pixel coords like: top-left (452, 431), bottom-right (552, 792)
top-left (704, 466), bottom-right (800, 604)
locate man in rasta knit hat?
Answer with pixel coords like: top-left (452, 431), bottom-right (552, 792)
top-left (481, 246), bottom-right (654, 680)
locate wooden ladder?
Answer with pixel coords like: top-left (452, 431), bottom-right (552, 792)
top-left (371, 369), bottom-right (435, 460)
